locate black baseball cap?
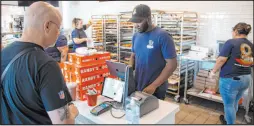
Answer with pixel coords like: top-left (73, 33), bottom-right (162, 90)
top-left (128, 4), bottom-right (151, 23)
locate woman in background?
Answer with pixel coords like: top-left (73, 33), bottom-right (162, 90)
top-left (71, 18), bottom-right (92, 52)
top-left (210, 22), bottom-right (253, 124)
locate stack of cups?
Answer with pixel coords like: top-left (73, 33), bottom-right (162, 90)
top-left (66, 82), bottom-right (77, 101)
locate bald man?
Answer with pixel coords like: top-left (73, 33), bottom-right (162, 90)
top-left (1, 2), bottom-right (78, 124)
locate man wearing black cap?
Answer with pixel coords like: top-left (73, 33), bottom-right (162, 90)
top-left (129, 4), bottom-right (177, 100)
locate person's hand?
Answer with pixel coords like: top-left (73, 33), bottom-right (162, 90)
top-left (68, 104), bottom-right (79, 119)
top-left (143, 85), bottom-right (157, 95)
top-left (208, 70), bottom-right (217, 80)
top-left (88, 19), bottom-right (92, 25)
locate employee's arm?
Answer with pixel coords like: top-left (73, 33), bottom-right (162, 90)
top-left (129, 53), bottom-right (135, 67)
top-left (211, 40), bottom-right (232, 74)
top-left (47, 104), bottom-right (78, 124)
top-left (211, 56), bottom-right (228, 73)
top-left (85, 24), bottom-right (92, 29)
top-left (84, 20), bottom-right (92, 30)
top-left (57, 46), bottom-right (69, 62)
top-left (73, 38), bottom-right (87, 44)
top-left (150, 58), bottom-right (177, 88)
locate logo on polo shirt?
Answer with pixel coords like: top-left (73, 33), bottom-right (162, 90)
top-left (147, 40), bottom-right (154, 49)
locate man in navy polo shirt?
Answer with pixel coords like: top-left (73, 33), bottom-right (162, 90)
top-left (128, 4), bottom-right (177, 100)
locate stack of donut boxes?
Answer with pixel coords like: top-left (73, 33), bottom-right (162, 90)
top-left (194, 69), bottom-right (219, 92)
top-left (59, 52), bottom-right (111, 101)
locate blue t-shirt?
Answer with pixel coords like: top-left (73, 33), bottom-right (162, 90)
top-left (71, 26), bottom-right (87, 52)
top-left (219, 38), bottom-right (253, 78)
top-left (132, 27), bottom-right (177, 91)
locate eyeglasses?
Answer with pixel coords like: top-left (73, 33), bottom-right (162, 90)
top-left (50, 21), bottom-right (61, 32)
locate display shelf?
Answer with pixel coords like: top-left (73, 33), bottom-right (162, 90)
top-left (91, 15), bottom-right (104, 43)
top-left (158, 12), bottom-right (198, 101)
top-left (187, 87), bottom-right (223, 103)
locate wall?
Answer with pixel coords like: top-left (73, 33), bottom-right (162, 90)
top-left (61, 1), bottom-right (254, 51)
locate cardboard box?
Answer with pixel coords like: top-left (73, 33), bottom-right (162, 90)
top-left (194, 83), bottom-right (205, 90)
top-left (68, 53), bottom-right (76, 63)
top-left (77, 80), bottom-right (104, 101)
top-left (75, 54), bottom-right (97, 65)
top-left (96, 52), bottom-right (111, 62)
top-left (77, 79), bottom-right (103, 92)
top-left (195, 79), bottom-right (206, 84)
top-left (199, 69), bottom-right (209, 74)
top-left (74, 63), bottom-right (108, 76)
top-left (196, 76), bottom-right (206, 81)
top-left (206, 78), bottom-right (217, 83)
top-left (64, 62), bottom-right (74, 72)
top-left (197, 73), bottom-right (208, 77)
top-left (75, 70), bottom-right (110, 85)
top-left (205, 81), bottom-right (216, 86)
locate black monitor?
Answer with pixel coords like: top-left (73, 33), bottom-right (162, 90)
top-left (216, 40), bottom-right (226, 55)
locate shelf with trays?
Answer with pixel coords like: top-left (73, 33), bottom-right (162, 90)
top-left (157, 11), bottom-right (198, 101)
top-left (119, 12), bottom-right (135, 64)
top-left (91, 15), bottom-right (104, 43)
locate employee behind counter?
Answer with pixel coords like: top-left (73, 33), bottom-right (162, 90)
top-left (71, 18), bottom-right (93, 52)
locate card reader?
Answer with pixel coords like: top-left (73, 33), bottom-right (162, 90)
top-left (90, 102), bottom-right (112, 116)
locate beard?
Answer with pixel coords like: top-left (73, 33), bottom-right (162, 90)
top-left (137, 18), bottom-right (153, 33)
top-left (137, 19), bottom-right (149, 33)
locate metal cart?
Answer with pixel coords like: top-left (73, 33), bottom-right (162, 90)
top-left (181, 55), bottom-right (223, 104)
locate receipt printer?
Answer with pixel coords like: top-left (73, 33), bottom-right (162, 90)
top-left (130, 91), bottom-right (159, 117)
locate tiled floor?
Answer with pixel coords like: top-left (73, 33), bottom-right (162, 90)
top-left (165, 94), bottom-right (253, 124)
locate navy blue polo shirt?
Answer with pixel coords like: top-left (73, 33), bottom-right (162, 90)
top-left (132, 27), bottom-right (177, 91)
top-left (1, 41), bottom-right (72, 124)
top-left (219, 38), bottom-right (253, 78)
top-left (71, 25), bottom-right (88, 51)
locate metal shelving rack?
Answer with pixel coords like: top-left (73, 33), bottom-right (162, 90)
top-left (157, 11), bottom-right (198, 102)
top-left (104, 15), bottom-right (120, 62)
top-left (91, 15), bottom-right (104, 51)
top-left (119, 13), bottom-right (135, 64)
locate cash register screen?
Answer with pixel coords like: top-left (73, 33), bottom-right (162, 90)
top-left (102, 77), bottom-right (124, 103)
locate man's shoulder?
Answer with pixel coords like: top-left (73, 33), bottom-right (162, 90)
top-left (155, 27), bottom-right (169, 36)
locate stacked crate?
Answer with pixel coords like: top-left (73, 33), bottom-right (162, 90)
top-left (194, 69), bottom-right (219, 92)
top-left (60, 52), bottom-right (112, 101)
